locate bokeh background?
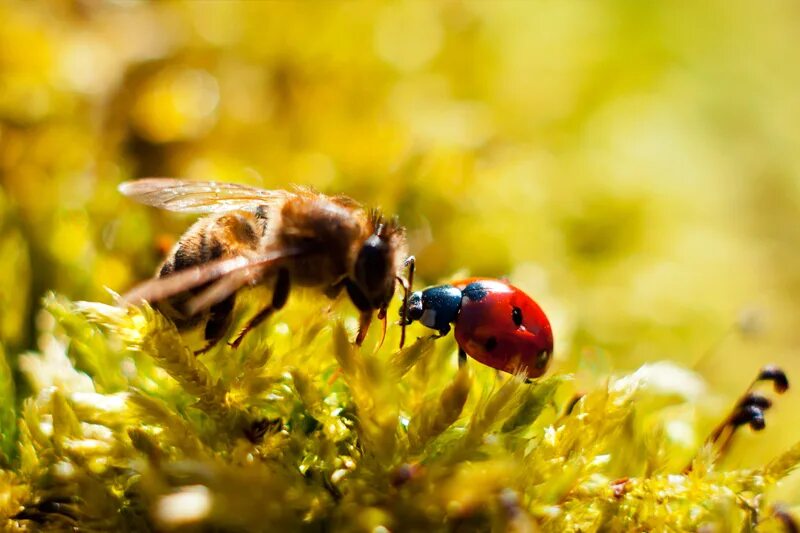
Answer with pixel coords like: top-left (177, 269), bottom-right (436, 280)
top-left (1, 0), bottom-right (799, 497)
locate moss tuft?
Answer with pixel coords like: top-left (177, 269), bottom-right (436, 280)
top-left (0, 295), bottom-right (798, 531)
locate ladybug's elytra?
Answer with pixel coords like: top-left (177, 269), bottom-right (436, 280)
top-left (400, 277), bottom-right (554, 379)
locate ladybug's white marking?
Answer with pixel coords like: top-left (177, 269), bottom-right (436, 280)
top-left (420, 308), bottom-right (438, 329)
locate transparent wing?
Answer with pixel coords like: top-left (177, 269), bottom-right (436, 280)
top-left (120, 246), bottom-right (306, 308)
top-left (185, 267), bottom-right (264, 315)
top-left (118, 178), bottom-right (293, 214)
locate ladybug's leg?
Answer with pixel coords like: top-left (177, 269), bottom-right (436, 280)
top-left (229, 268), bottom-right (290, 349)
top-left (458, 347), bottom-right (467, 369)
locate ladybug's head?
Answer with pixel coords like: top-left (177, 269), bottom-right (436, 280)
top-left (401, 291), bottom-right (424, 325)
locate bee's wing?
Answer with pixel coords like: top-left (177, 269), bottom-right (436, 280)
top-left (184, 266), bottom-right (265, 315)
top-left (118, 178), bottom-right (293, 214)
top-left (120, 247), bottom-right (306, 307)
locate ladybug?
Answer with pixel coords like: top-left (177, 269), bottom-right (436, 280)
top-left (399, 277), bottom-right (554, 378)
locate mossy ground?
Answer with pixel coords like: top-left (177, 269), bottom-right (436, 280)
top-left (2, 1), bottom-right (800, 531)
top-left (0, 292), bottom-right (796, 531)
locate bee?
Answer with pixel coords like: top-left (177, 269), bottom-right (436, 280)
top-left (118, 179), bottom-right (408, 353)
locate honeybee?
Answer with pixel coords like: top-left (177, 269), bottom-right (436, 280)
top-left (119, 179), bottom-right (408, 352)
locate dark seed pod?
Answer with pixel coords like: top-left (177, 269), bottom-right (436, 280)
top-left (687, 366), bottom-right (789, 473)
top-left (740, 392), bottom-right (772, 411)
top-left (748, 410), bottom-right (766, 431)
top-left (390, 462), bottom-right (424, 487)
top-left (758, 365), bottom-right (789, 393)
top-left (565, 393), bottom-right (585, 416)
top-left (13, 497), bottom-right (79, 523)
top-left (773, 504), bottom-right (799, 533)
top-left (245, 417), bottom-right (282, 442)
top-left (731, 404), bottom-right (765, 429)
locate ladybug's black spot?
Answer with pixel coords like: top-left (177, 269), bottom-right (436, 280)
top-left (484, 336), bottom-right (498, 352)
top-left (512, 306), bottom-right (523, 327)
top-left (536, 351), bottom-right (551, 369)
top-left (462, 282), bottom-right (488, 301)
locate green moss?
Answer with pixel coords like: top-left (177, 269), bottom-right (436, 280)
top-left (0, 294), bottom-right (796, 531)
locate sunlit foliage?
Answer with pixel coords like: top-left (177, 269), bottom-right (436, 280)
top-left (0, 295), bottom-right (795, 530)
top-left (2, 0), bottom-right (800, 530)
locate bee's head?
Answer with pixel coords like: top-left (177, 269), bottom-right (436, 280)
top-left (353, 233), bottom-right (394, 310)
top-left (346, 215), bottom-right (405, 313)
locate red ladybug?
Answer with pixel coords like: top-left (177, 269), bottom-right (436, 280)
top-left (400, 277), bottom-right (553, 378)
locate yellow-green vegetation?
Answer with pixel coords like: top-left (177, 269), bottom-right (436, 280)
top-left (2, 1), bottom-right (800, 531)
top-left (0, 293), bottom-right (796, 531)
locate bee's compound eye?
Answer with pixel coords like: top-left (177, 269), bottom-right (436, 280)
top-left (355, 235), bottom-right (390, 304)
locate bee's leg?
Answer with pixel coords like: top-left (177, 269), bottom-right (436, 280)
top-left (194, 295), bottom-right (236, 355)
top-left (458, 347), bottom-right (467, 369)
top-left (342, 278), bottom-right (373, 347)
top-left (230, 268), bottom-right (290, 349)
top-left (398, 255), bottom-right (416, 349)
top-left (324, 276), bottom-right (347, 299)
top-left (355, 311), bottom-right (372, 346)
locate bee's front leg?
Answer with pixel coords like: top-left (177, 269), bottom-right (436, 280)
top-left (355, 311), bottom-right (372, 347)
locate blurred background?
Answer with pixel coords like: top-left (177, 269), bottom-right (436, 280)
top-left (0, 0), bottom-right (799, 491)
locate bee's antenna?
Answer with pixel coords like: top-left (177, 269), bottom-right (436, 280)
top-left (398, 256), bottom-right (415, 349)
